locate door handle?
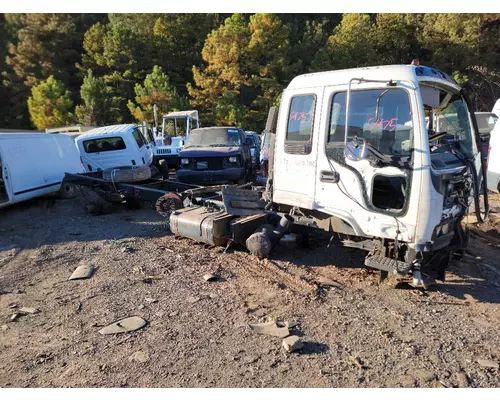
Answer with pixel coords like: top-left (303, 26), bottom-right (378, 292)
top-left (320, 170), bottom-right (340, 183)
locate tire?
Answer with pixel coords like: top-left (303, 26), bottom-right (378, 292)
top-left (155, 192), bottom-right (183, 218)
top-left (102, 165), bottom-right (151, 183)
top-left (59, 182), bottom-right (76, 199)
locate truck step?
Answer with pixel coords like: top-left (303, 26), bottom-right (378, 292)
top-left (364, 255), bottom-right (412, 274)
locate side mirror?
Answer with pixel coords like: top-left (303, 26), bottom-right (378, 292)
top-left (245, 138), bottom-right (253, 146)
top-left (179, 140), bottom-right (185, 146)
top-left (345, 136), bottom-right (368, 161)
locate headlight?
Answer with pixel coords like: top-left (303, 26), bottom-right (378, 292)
top-left (435, 226), bottom-right (443, 237)
top-left (181, 158), bottom-right (189, 165)
top-left (441, 223), bottom-right (449, 235)
top-left (229, 156), bottom-right (238, 163)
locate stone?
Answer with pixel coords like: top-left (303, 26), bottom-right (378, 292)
top-left (128, 351), bottom-right (149, 363)
top-left (455, 371), bottom-right (469, 387)
top-left (145, 298), bottom-right (158, 304)
top-left (415, 369), bottom-right (437, 382)
top-left (186, 296), bottom-right (201, 304)
top-left (476, 358), bottom-right (499, 369)
top-left (1, 324), bottom-right (8, 331)
top-left (169, 311), bottom-right (179, 317)
top-left (282, 335), bottom-right (304, 353)
top-left (249, 321), bottom-right (290, 338)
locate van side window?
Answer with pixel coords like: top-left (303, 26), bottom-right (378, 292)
top-left (285, 94), bottom-right (316, 155)
top-left (83, 137), bottom-right (126, 153)
top-left (133, 129), bottom-right (145, 148)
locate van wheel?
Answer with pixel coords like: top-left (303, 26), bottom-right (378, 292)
top-left (59, 182), bottom-right (76, 199)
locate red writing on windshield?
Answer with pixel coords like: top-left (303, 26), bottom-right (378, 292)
top-left (367, 117), bottom-right (398, 132)
top-left (289, 112), bottom-right (311, 121)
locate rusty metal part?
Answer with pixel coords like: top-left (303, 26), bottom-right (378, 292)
top-left (155, 192), bottom-right (183, 218)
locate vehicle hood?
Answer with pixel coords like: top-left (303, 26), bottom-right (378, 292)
top-left (180, 146), bottom-right (241, 157)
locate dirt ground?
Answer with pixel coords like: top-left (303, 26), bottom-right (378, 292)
top-left (1, 190), bottom-right (500, 388)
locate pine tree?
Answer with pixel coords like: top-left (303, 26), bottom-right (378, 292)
top-left (311, 13), bottom-right (376, 71)
top-left (127, 65), bottom-right (185, 123)
top-left (28, 76), bottom-right (75, 129)
top-left (75, 70), bottom-right (118, 126)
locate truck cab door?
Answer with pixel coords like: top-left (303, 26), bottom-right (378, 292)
top-left (272, 88), bottom-right (323, 209)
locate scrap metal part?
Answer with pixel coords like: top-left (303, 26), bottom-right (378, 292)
top-left (155, 192), bottom-right (183, 218)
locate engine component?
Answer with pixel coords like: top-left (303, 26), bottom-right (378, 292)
top-left (246, 215), bottom-right (294, 258)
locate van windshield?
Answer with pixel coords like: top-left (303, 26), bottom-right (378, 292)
top-left (83, 137), bottom-right (126, 153)
top-left (328, 88), bottom-right (412, 157)
top-left (185, 128), bottom-right (242, 148)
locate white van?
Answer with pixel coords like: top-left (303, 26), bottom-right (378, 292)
top-left (76, 124), bottom-right (153, 173)
top-left (0, 133), bottom-right (84, 209)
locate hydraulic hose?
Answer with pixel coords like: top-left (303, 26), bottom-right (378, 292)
top-left (467, 156), bottom-right (489, 223)
top-left (461, 90), bottom-right (489, 223)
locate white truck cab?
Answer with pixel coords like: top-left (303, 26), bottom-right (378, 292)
top-left (76, 124), bottom-right (153, 173)
top-left (153, 110), bottom-right (200, 169)
top-left (265, 63), bottom-right (487, 285)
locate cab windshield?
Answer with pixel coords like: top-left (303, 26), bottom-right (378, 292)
top-left (328, 88), bottom-right (413, 158)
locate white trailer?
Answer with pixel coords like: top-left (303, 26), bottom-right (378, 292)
top-left (0, 133), bottom-right (84, 208)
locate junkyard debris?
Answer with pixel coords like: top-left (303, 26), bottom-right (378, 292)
top-left (10, 313), bottom-right (20, 322)
top-left (69, 263), bottom-right (95, 280)
top-left (314, 276), bottom-right (343, 288)
top-left (121, 246), bottom-right (136, 253)
top-left (98, 316), bottom-right (147, 335)
top-left (282, 335), bottom-right (304, 353)
top-left (248, 321), bottom-right (290, 338)
top-left (203, 273), bottom-right (218, 282)
top-left (19, 307), bottom-right (40, 314)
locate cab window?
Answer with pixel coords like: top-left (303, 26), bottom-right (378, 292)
top-left (133, 129), bottom-right (146, 148)
top-left (285, 94), bottom-right (316, 155)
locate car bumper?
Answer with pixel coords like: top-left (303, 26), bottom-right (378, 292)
top-left (177, 168), bottom-right (245, 185)
top-left (153, 155), bottom-right (180, 167)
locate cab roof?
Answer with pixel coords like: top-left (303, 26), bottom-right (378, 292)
top-left (162, 110), bottom-right (199, 119)
top-left (76, 124), bottom-right (138, 140)
top-left (287, 64), bottom-right (460, 91)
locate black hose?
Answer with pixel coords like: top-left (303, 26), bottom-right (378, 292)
top-left (467, 157), bottom-right (489, 223)
top-left (461, 89), bottom-right (490, 223)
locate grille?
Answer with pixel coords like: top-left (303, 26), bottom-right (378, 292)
top-left (155, 148), bottom-right (173, 155)
top-left (192, 158), bottom-right (224, 170)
